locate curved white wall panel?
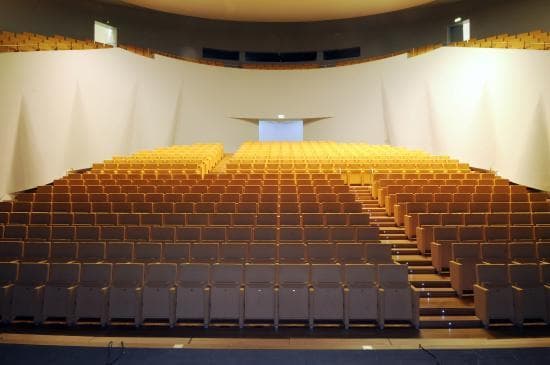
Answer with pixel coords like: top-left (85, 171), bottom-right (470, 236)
top-left (0, 46), bottom-right (548, 198)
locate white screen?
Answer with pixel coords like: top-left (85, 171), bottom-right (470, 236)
top-left (259, 120), bottom-right (303, 141)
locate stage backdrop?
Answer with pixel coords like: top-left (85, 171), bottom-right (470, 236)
top-left (0, 46), bottom-right (548, 198)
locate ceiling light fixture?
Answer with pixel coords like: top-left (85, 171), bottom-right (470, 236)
top-left (454, 17), bottom-right (462, 23)
top-left (277, 114), bottom-right (285, 119)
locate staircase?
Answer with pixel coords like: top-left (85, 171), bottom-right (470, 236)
top-left (350, 185), bottom-right (481, 328)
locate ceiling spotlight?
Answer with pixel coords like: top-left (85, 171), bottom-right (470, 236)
top-left (277, 114), bottom-right (285, 119)
top-left (454, 17), bottom-right (462, 23)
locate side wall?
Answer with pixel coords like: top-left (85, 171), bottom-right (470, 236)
top-left (0, 47), bottom-right (548, 198)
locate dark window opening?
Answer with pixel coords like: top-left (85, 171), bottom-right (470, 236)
top-left (323, 47), bottom-right (361, 60)
top-left (203, 48), bottom-right (240, 61)
top-left (245, 51), bottom-right (317, 63)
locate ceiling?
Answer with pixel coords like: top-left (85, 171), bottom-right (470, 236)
top-left (118, 0), bottom-right (437, 22)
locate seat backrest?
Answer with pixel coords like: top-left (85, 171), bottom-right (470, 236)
top-left (536, 242), bottom-right (550, 261)
top-left (480, 243), bottom-right (507, 261)
top-left (77, 241), bottom-right (105, 261)
top-left (476, 264), bottom-right (508, 286)
top-left (508, 263), bottom-right (540, 287)
top-left (378, 264), bottom-right (408, 288)
top-left (106, 242), bottom-right (134, 262)
top-left (163, 243), bottom-right (190, 262)
top-left (80, 263), bottom-right (112, 286)
top-left (211, 263), bottom-right (243, 285)
top-left (112, 263), bottom-right (144, 287)
top-left (364, 243), bottom-right (392, 263)
top-left (508, 242), bottom-right (536, 261)
top-left (51, 242), bottom-right (77, 261)
top-left (441, 213), bottom-right (463, 226)
top-left (48, 263), bottom-right (80, 285)
top-left (278, 264), bottom-right (309, 285)
top-left (540, 262), bottom-right (550, 284)
top-left (0, 241), bottom-right (23, 260)
top-left (18, 262), bottom-right (49, 285)
top-left (145, 263), bottom-right (177, 286)
top-left (458, 225), bottom-right (484, 242)
top-left (249, 243), bottom-right (276, 262)
top-left (177, 263), bottom-right (210, 285)
top-left (0, 262), bottom-right (18, 284)
top-left (344, 264), bottom-right (376, 285)
top-left (434, 226), bottom-right (458, 241)
top-left (244, 264), bottom-right (276, 285)
top-left (23, 241), bottom-right (50, 260)
top-left (418, 213), bottom-right (441, 225)
top-left (134, 243), bottom-right (162, 262)
top-left (311, 264), bottom-right (341, 285)
top-left (278, 243), bottom-right (306, 263)
top-left (451, 243), bottom-right (480, 260)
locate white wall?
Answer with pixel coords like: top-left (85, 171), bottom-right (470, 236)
top-left (0, 47), bottom-right (548, 198)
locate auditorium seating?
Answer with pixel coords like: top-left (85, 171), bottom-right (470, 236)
top-left (377, 264), bottom-right (419, 329)
top-left (449, 30), bottom-right (550, 51)
top-left (0, 262), bottom-right (17, 323)
top-left (509, 263), bottom-right (548, 325)
top-left (343, 264), bottom-right (378, 328)
top-left (42, 263), bottom-right (79, 324)
top-left (0, 141), bottom-right (547, 329)
top-left (142, 263), bottom-right (177, 326)
top-left (0, 30), bottom-right (112, 52)
top-left (309, 264), bottom-right (344, 328)
top-left (449, 243), bottom-right (481, 296)
top-left (474, 264), bottom-right (515, 327)
top-left (74, 263), bottom-right (111, 326)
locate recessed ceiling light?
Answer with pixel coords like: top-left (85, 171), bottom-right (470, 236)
top-left (454, 17), bottom-right (462, 23)
top-left (277, 114), bottom-right (285, 119)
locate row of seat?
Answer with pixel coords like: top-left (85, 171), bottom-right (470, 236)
top-left (434, 240), bottom-right (549, 274)
top-left (34, 185), bottom-right (352, 195)
top-left (225, 162), bottom-right (467, 169)
top-left (0, 241), bottom-right (393, 265)
top-left (473, 263), bottom-right (550, 327)
top-left (0, 30), bottom-right (111, 52)
top-left (0, 201), bottom-right (364, 214)
top-left (53, 179), bottom-right (347, 187)
top-left (405, 212), bottom-right (550, 239)
top-left (73, 172), bottom-right (345, 180)
top-left (373, 174), bottom-right (502, 192)
top-left (378, 182), bottom-right (513, 206)
top-left (371, 171), bottom-right (497, 182)
top-left (416, 224), bottom-right (550, 254)
top-left (0, 225), bottom-right (380, 243)
top-left (72, 172), bottom-right (346, 179)
top-left (0, 212), bottom-right (370, 227)
top-left (391, 193), bottom-right (548, 224)
top-left (379, 187), bottom-right (539, 209)
top-left (375, 182), bottom-right (522, 200)
top-left (15, 192), bottom-right (357, 203)
top-left (93, 163), bottom-right (205, 170)
top-left (449, 242), bottom-right (550, 296)
top-left (0, 262), bottom-right (418, 328)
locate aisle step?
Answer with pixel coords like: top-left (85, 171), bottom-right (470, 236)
top-left (416, 287), bottom-right (457, 298)
top-left (419, 315), bottom-right (481, 328)
top-left (419, 297), bottom-right (475, 316)
top-left (409, 274), bottom-right (451, 288)
top-left (408, 266), bottom-right (437, 274)
top-left (393, 248), bottom-right (421, 255)
top-left (394, 255), bottom-right (432, 266)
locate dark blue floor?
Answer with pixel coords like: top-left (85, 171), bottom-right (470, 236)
top-left (1, 345), bottom-right (550, 365)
